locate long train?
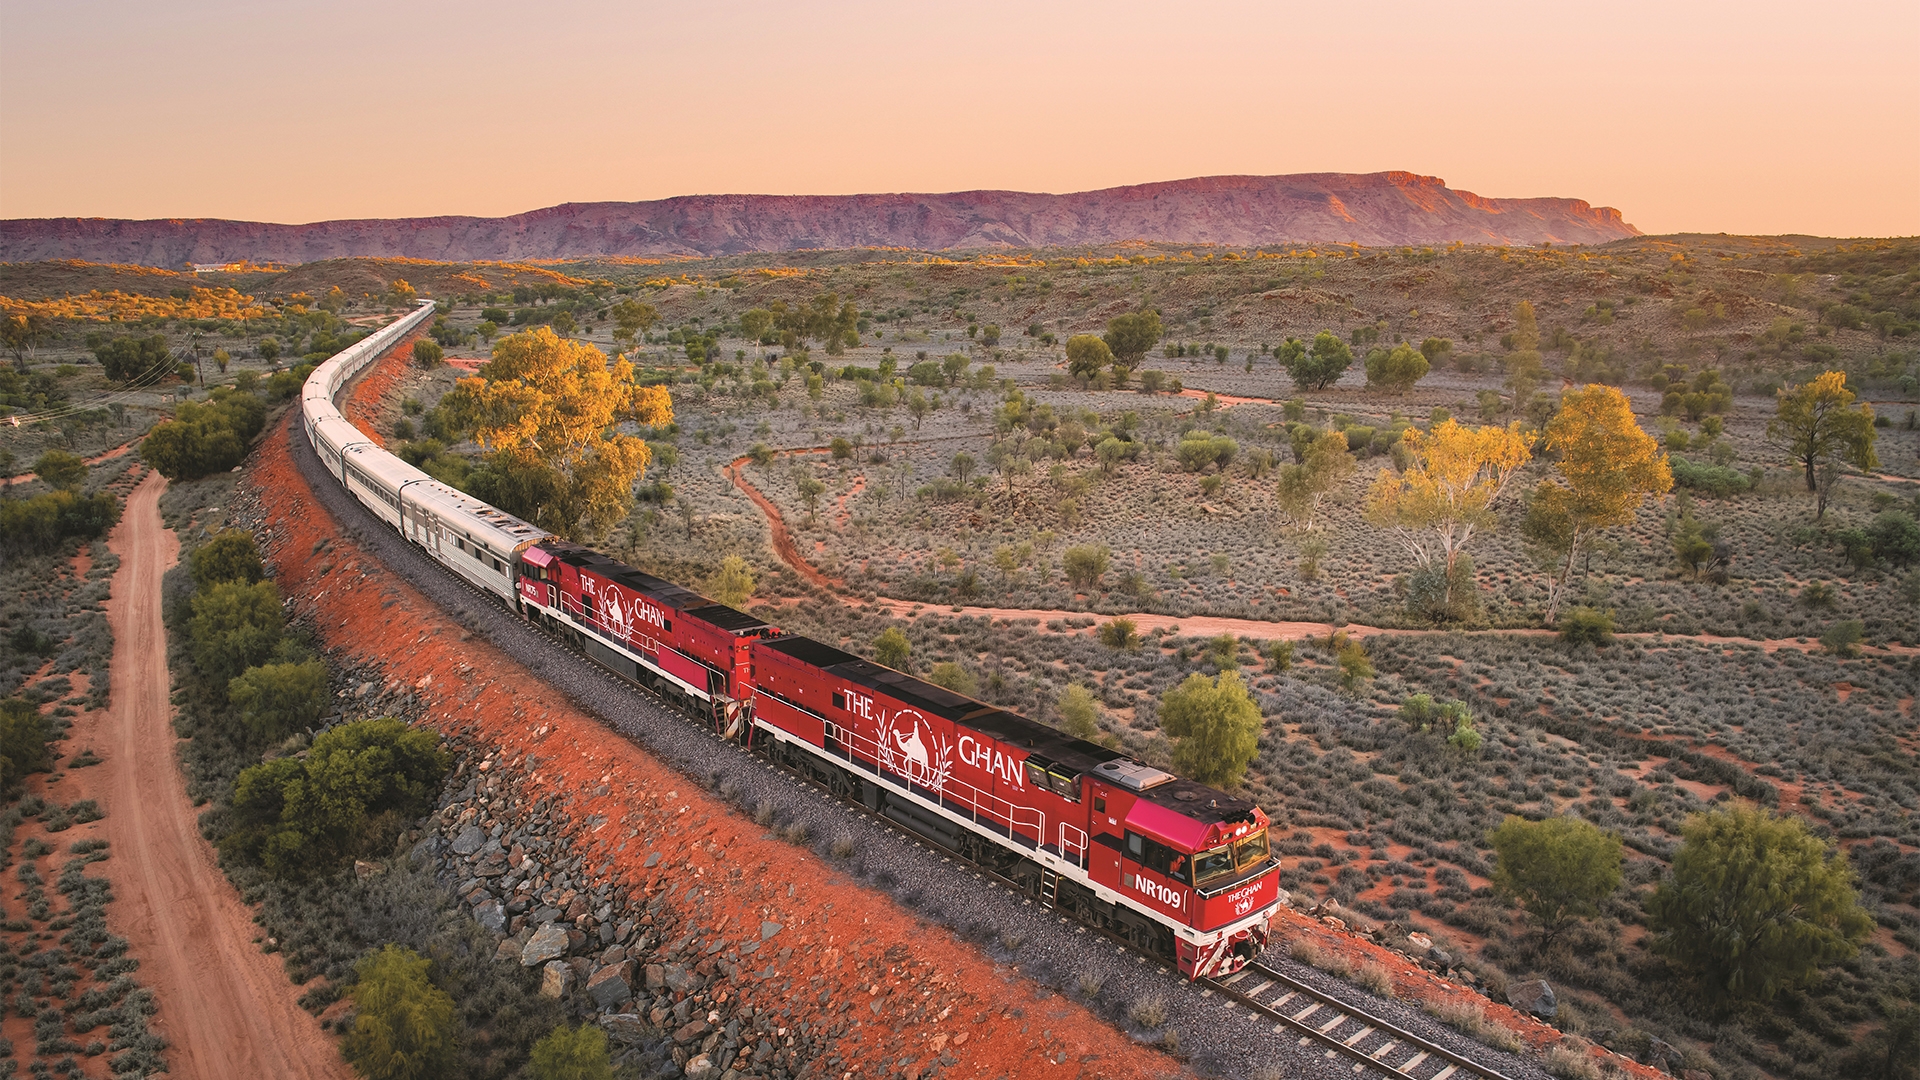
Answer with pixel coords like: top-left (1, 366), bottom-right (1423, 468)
top-left (300, 302), bottom-right (1281, 978)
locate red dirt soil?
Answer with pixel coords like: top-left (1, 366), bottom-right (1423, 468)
top-left (74, 470), bottom-right (351, 1079)
top-left (251, 421), bottom-right (1185, 1080)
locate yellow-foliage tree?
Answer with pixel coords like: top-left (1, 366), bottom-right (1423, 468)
top-left (441, 327), bottom-right (672, 541)
top-left (1364, 418), bottom-right (1532, 614)
top-left (1524, 385), bottom-right (1673, 623)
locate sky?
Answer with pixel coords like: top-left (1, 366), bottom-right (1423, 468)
top-left (1, 0), bottom-right (1915, 237)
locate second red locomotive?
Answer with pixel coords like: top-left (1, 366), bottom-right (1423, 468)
top-left (513, 538), bottom-right (1280, 978)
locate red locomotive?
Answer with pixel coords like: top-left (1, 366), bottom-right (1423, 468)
top-left (515, 538), bottom-right (1279, 978)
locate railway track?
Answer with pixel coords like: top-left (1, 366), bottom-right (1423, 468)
top-left (1208, 962), bottom-right (1519, 1080)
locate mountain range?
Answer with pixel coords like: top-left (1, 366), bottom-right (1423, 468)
top-left (0, 172), bottom-right (1639, 267)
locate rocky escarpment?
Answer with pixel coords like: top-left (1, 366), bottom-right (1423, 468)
top-left (411, 742), bottom-right (871, 1080)
top-left (0, 172), bottom-right (1639, 266)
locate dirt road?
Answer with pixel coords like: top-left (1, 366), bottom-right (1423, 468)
top-left (95, 470), bottom-right (349, 1080)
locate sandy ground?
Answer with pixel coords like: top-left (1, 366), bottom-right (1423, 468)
top-left (87, 470), bottom-right (350, 1079)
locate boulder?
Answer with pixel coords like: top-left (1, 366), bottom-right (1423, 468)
top-left (452, 824), bottom-right (487, 856)
top-left (674, 1019), bottom-right (713, 1044)
top-left (683, 1053), bottom-right (719, 1080)
top-left (586, 961), bottom-right (634, 1009)
top-left (540, 959), bottom-right (574, 998)
top-left (662, 962), bottom-right (703, 994)
top-left (1506, 979), bottom-right (1557, 1019)
top-left (521, 923), bottom-right (571, 967)
top-left (1645, 1037), bottom-right (1685, 1075)
top-left (645, 964), bottom-right (666, 991)
top-left (474, 900), bottom-right (506, 935)
top-left (759, 921), bottom-right (783, 941)
top-left (602, 1014), bottom-right (649, 1044)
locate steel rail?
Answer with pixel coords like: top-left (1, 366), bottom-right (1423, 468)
top-left (1208, 961), bottom-right (1521, 1080)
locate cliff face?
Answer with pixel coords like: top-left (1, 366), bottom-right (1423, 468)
top-left (0, 172), bottom-right (1638, 266)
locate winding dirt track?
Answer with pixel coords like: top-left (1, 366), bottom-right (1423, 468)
top-left (95, 471), bottom-right (348, 1080)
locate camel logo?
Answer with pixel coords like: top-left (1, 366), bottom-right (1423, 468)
top-left (878, 709), bottom-right (953, 794)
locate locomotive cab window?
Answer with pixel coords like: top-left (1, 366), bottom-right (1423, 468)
top-left (1092, 795), bottom-right (1107, 814)
top-left (832, 692), bottom-right (846, 710)
top-left (1123, 831), bottom-right (1190, 883)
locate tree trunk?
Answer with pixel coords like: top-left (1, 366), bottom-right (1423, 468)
top-left (1544, 539), bottom-right (1582, 626)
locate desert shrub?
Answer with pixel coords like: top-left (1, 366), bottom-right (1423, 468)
top-left (410, 340), bottom-right (444, 367)
top-left (926, 662), bottom-right (977, 697)
top-left (1820, 619), bottom-right (1865, 657)
top-left (221, 718), bottom-right (448, 878)
top-left (190, 529), bottom-right (264, 588)
top-left (186, 579), bottom-right (282, 687)
top-left (1097, 617), bottom-right (1138, 649)
top-left (1488, 815), bottom-right (1622, 939)
top-left (0, 490), bottom-right (120, 556)
top-left (140, 391), bottom-right (266, 480)
top-left (1058, 684), bottom-right (1100, 739)
top-left (30, 449), bottom-right (88, 491)
top-left (527, 1024), bottom-right (612, 1080)
top-left (344, 945), bottom-right (459, 1080)
top-left (0, 698), bottom-right (53, 790)
top-left (227, 660), bottom-right (329, 742)
top-left (1868, 511), bottom-right (1920, 567)
top-left (872, 626), bottom-right (911, 669)
top-left (1265, 640), bottom-right (1293, 672)
top-left (1558, 606), bottom-right (1614, 646)
top-left (1647, 804), bottom-right (1873, 1002)
top-left (1670, 456), bottom-right (1752, 497)
top-left (1062, 545), bottom-right (1111, 589)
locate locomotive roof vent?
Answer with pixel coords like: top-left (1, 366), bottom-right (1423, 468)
top-left (1095, 759), bottom-right (1176, 792)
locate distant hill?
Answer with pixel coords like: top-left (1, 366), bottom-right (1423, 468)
top-left (0, 172), bottom-right (1639, 267)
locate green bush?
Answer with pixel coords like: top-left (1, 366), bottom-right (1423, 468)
top-left (30, 449), bottom-right (88, 491)
top-left (1867, 511), bottom-right (1920, 566)
top-left (140, 390), bottom-right (267, 480)
top-left (1097, 617), bottom-right (1138, 649)
top-left (1058, 684), bottom-right (1101, 740)
top-left (872, 626), bottom-right (911, 670)
top-left (1559, 606), bottom-right (1615, 646)
top-left (92, 333), bottom-right (173, 384)
top-left (1670, 456), bottom-right (1752, 497)
top-left (187, 580), bottom-right (283, 687)
top-left (411, 340), bottom-right (444, 368)
top-left (222, 717), bottom-right (448, 878)
top-left (190, 529), bottom-right (264, 588)
top-left (1159, 670), bottom-right (1262, 787)
top-left (227, 660), bottom-right (328, 742)
top-left (528, 1025), bottom-right (613, 1080)
top-left (926, 662), bottom-right (977, 697)
top-left (1488, 815), bottom-right (1623, 940)
top-left (1062, 545), bottom-right (1111, 589)
top-left (344, 945), bottom-right (459, 1080)
top-left (0, 698), bottom-right (53, 790)
top-left (0, 490), bottom-right (120, 556)
top-left (1820, 619), bottom-right (1865, 657)
top-left (1647, 805), bottom-right (1873, 1002)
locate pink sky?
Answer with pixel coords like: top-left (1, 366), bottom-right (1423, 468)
top-left (2, 0), bottom-right (1915, 237)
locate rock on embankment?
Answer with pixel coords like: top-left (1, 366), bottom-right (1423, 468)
top-left (406, 741), bottom-right (817, 1080)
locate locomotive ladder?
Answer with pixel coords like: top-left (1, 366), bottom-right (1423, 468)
top-left (1207, 962), bottom-right (1520, 1080)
